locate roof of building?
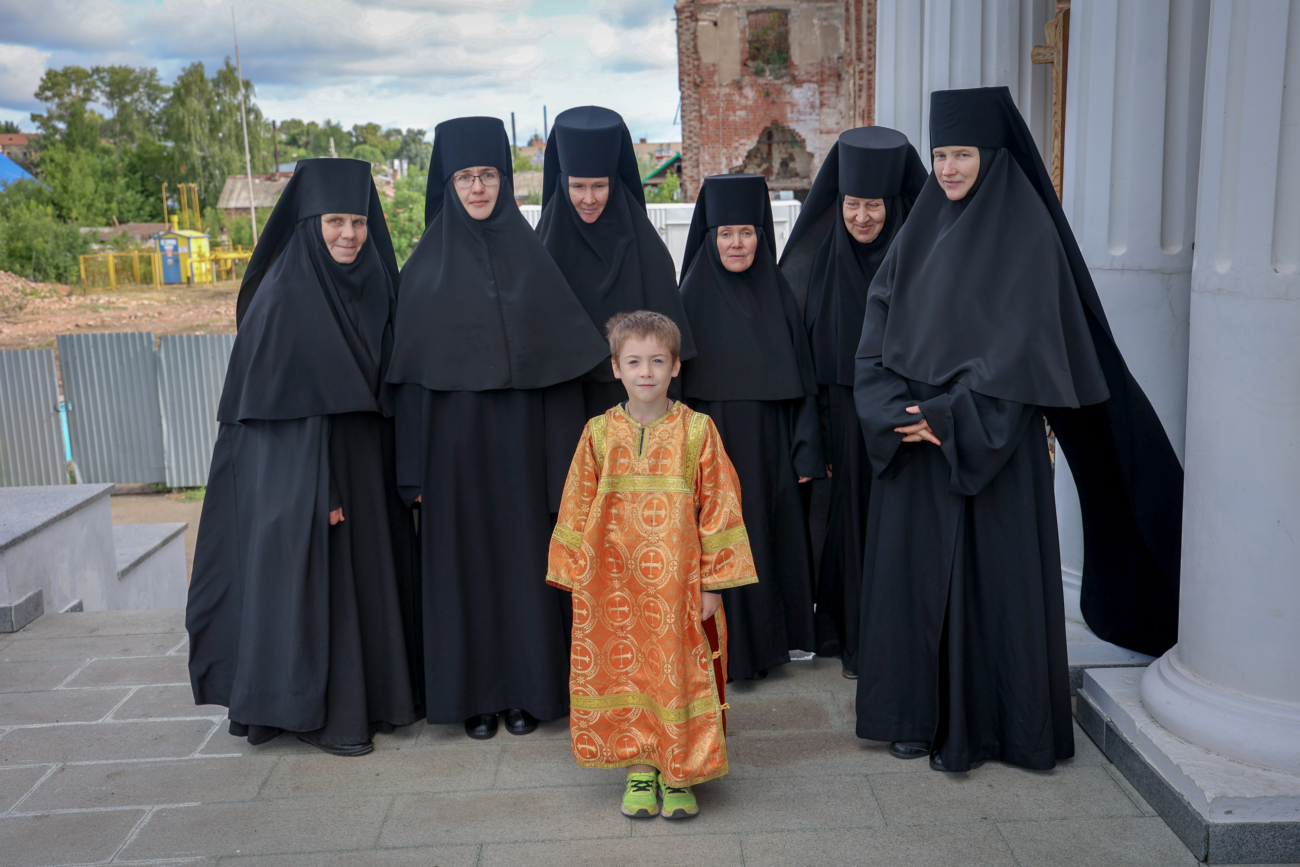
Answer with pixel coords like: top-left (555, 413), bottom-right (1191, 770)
top-left (215, 173), bottom-right (294, 210)
top-left (0, 133), bottom-right (37, 147)
top-left (0, 152), bottom-right (36, 188)
top-left (642, 153), bottom-right (682, 184)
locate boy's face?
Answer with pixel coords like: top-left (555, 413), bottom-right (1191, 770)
top-left (612, 336), bottom-right (680, 406)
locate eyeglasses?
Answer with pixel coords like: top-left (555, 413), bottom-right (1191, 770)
top-left (453, 171), bottom-right (501, 188)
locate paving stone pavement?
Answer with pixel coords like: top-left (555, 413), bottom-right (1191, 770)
top-left (0, 610), bottom-right (1282, 866)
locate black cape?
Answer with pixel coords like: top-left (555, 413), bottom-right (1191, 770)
top-left (388, 117), bottom-right (599, 723)
top-left (188, 158), bottom-right (419, 745)
top-left (680, 173), bottom-right (824, 677)
top-left (779, 126), bottom-right (925, 670)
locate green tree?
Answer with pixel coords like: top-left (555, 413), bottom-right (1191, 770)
top-left (0, 120), bottom-right (21, 134)
top-left (93, 65), bottom-right (167, 151)
top-left (380, 168), bottom-right (427, 266)
top-left (644, 171), bottom-right (680, 204)
top-left (394, 128), bottom-right (431, 171)
top-left (30, 66), bottom-right (102, 149)
top-left (350, 144), bottom-right (385, 166)
top-left (0, 181), bottom-right (92, 283)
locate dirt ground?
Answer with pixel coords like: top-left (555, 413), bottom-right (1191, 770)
top-left (110, 490), bottom-right (205, 582)
top-left (0, 270), bottom-right (237, 350)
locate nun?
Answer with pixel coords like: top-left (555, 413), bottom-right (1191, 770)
top-left (854, 87), bottom-right (1183, 772)
top-left (536, 105), bottom-right (696, 417)
top-left (386, 117), bottom-right (609, 740)
top-left (679, 173), bottom-right (824, 681)
top-left (779, 126), bottom-right (926, 678)
top-left (187, 157), bottom-right (419, 757)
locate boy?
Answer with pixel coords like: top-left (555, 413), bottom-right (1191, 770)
top-left (547, 310), bottom-right (757, 818)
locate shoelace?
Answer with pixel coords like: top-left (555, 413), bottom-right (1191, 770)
top-left (662, 784), bottom-right (689, 795)
top-left (628, 778), bottom-right (655, 794)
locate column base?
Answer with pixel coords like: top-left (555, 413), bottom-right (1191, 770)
top-left (1077, 668), bottom-right (1300, 863)
top-left (1065, 618), bottom-right (1153, 693)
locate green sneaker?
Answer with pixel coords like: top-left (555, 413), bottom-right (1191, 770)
top-left (621, 772), bottom-right (660, 817)
top-left (658, 775), bottom-right (699, 819)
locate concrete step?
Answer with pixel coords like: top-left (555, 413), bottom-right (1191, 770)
top-left (1066, 618), bottom-right (1155, 692)
top-left (112, 522), bottom-right (189, 610)
top-left (0, 484), bottom-right (116, 630)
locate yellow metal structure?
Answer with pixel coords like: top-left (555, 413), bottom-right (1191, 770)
top-left (78, 244), bottom-right (252, 292)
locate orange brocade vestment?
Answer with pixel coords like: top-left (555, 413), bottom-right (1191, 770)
top-left (547, 402), bottom-right (757, 786)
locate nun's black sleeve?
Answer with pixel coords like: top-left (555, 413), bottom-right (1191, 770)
top-left (393, 384), bottom-right (424, 507)
top-left (915, 384), bottom-right (1037, 497)
top-left (854, 354), bottom-right (922, 476)
top-left (790, 393), bottom-right (827, 479)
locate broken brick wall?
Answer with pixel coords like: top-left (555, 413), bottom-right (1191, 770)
top-left (675, 0), bottom-right (876, 202)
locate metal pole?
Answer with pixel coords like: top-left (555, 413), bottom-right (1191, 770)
top-left (510, 111), bottom-right (518, 160)
top-left (543, 105), bottom-right (548, 140)
top-left (272, 119), bottom-right (280, 174)
top-left (232, 6), bottom-right (259, 246)
top-left (160, 182), bottom-right (168, 223)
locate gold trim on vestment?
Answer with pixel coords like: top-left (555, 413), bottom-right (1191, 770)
top-left (700, 524), bottom-right (749, 554)
top-left (702, 573), bottom-right (759, 591)
top-left (570, 691), bottom-right (719, 724)
top-left (597, 475), bottom-right (692, 494)
top-left (552, 524), bottom-right (584, 551)
top-left (591, 415), bottom-right (607, 472)
top-left (683, 410), bottom-right (709, 487)
top-left (546, 572), bottom-right (573, 589)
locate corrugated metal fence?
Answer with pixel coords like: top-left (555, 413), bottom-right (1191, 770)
top-left (58, 333), bottom-right (167, 485)
top-left (0, 333), bottom-right (235, 488)
top-left (0, 350), bottom-right (66, 486)
top-left (158, 334), bottom-right (235, 487)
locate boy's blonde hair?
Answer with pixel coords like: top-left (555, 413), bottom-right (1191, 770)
top-left (605, 310), bottom-right (682, 362)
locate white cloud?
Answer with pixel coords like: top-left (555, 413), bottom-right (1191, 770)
top-left (0, 0), bottom-right (684, 141)
top-left (0, 43), bottom-right (51, 112)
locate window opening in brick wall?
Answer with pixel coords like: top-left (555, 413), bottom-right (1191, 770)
top-left (730, 122), bottom-right (812, 190)
top-left (747, 11), bottom-right (790, 78)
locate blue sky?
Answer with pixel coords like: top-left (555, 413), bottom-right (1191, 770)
top-left (0, 0), bottom-right (683, 144)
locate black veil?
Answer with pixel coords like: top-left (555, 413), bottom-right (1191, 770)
top-left (536, 105), bottom-right (694, 362)
top-left (679, 174), bottom-right (817, 402)
top-left (781, 126), bottom-right (926, 386)
top-left (219, 157), bottom-right (397, 423)
top-left (385, 116), bottom-right (608, 392)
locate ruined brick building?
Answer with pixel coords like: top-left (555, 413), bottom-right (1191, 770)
top-left (675, 1), bottom-right (876, 201)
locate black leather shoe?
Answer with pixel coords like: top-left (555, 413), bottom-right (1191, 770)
top-left (295, 733), bottom-right (374, 757)
top-left (465, 713), bottom-right (499, 740)
top-left (841, 667), bottom-right (858, 680)
top-left (503, 708), bottom-right (538, 735)
top-left (889, 741), bottom-right (930, 760)
top-left (929, 752), bottom-right (985, 772)
top-left (745, 669), bottom-right (768, 681)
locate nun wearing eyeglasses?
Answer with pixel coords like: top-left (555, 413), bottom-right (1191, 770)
top-left (386, 117), bottom-right (609, 741)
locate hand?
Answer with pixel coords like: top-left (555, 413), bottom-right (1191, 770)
top-left (798, 476), bottom-right (812, 484)
top-left (826, 464), bottom-right (833, 479)
top-left (329, 507), bottom-right (345, 525)
top-left (701, 591), bottom-right (721, 624)
top-left (894, 405), bottom-right (941, 446)
top-left (414, 495), bottom-right (422, 504)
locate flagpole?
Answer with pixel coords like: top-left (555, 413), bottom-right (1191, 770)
top-left (232, 6), bottom-right (258, 246)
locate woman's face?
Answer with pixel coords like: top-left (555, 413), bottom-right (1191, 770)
top-left (568, 176), bottom-right (610, 223)
top-left (932, 146), bottom-right (981, 200)
top-left (842, 196), bottom-right (886, 243)
top-left (453, 165), bottom-right (501, 220)
top-left (716, 224), bottom-right (759, 273)
top-left (320, 213), bottom-right (368, 264)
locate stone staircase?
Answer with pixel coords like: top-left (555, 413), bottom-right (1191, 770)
top-left (0, 485), bottom-right (187, 631)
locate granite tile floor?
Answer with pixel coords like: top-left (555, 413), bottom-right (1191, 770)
top-left (0, 609), bottom-right (1279, 867)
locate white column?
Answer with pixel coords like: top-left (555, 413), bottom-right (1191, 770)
top-left (1140, 0), bottom-right (1300, 774)
top-left (874, 0), bottom-right (1055, 156)
top-left (1056, 0), bottom-right (1209, 622)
